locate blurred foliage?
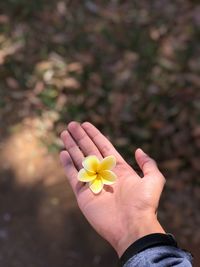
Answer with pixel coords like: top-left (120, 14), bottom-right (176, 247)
top-left (0, 0), bottom-right (200, 175)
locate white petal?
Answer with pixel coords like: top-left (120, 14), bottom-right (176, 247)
top-left (82, 155), bottom-right (100, 173)
top-left (89, 178), bottom-right (103, 194)
top-left (100, 170), bottom-right (117, 185)
top-left (78, 169), bottom-right (96, 182)
top-left (99, 155), bottom-right (116, 171)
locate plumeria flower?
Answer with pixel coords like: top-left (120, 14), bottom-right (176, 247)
top-left (78, 155), bottom-right (117, 194)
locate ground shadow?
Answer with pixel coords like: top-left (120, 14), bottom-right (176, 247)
top-left (0, 169), bottom-right (118, 267)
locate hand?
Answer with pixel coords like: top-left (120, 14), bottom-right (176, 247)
top-left (60, 121), bottom-right (166, 257)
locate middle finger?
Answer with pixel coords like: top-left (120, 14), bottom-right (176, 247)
top-left (67, 121), bottom-right (103, 159)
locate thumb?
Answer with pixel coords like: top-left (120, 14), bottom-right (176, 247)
top-left (135, 148), bottom-right (165, 181)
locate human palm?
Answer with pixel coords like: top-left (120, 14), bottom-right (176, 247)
top-left (60, 121), bottom-right (165, 256)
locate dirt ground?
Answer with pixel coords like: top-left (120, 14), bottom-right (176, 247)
top-left (0, 121), bottom-right (117, 267)
top-left (0, 109), bottom-right (199, 267)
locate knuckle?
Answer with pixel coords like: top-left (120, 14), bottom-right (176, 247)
top-left (101, 145), bottom-right (110, 155)
top-left (141, 156), bottom-right (152, 168)
top-left (146, 157), bottom-right (157, 167)
top-left (92, 131), bottom-right (100, 140)
top-left (65, 157), bottom-right (72, 167)
top-left (68, 144), bottom-right (76, 151)
top-left (116, 161), bottom-right (124, 168)
top-left (157, 171), bottom-right (166, 183)
top-left (161, 174), bottom-right (166, 184)
top-left (77, 133), bottom-right (86, 142)
top-left (86, 149), bottom-right (98, 156)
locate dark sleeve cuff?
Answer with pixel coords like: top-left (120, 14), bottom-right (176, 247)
top-left (120, 233), bottom-right (178, 266)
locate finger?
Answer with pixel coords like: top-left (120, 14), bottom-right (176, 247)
top-left (60, 150), bottom-right (80, 194)
top-left (67, 121), bottom-right (103, 159)
top-left (135, 148), bottom-right (165, 183)
top-left (81, 122), bottom-right (125, 163)
top-left (60, 130), bottom-right (84, 170)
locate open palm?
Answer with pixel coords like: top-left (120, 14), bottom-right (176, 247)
top-left (60, 122), bottom-right (165, 256)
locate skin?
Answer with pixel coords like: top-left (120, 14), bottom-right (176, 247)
top-left (60, 121), bottom-right (166, 257)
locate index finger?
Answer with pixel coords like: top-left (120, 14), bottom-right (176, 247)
top-left (81, 122), bottom-right (125, 163)
top-left (60, 150), bottom-right (78, 193)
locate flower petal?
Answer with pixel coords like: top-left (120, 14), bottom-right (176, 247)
top-left (78, 169), bottom-right (97, 182)
top-left (99, 155), bottom-right (116, 171)
top-left (82, 155), bottom-right (100, 173)
top-left (89, 178), bottom-right (103, 194)
top-left (100, 170), bottom-right (117, 185)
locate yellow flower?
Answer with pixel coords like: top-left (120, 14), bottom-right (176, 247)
top-left (78, 155), bottom-right (117, 194)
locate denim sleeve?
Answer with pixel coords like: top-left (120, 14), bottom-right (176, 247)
top-left (123, 246), bottom-right (193, 267)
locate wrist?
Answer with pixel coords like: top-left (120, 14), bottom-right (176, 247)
top-left (120, 233), bottom-right (178, 266)
top-left (114, 215), bottom-right (165, 257)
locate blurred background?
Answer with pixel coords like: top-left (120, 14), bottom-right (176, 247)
top-left (0, 0), bottom-right (200, 266)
